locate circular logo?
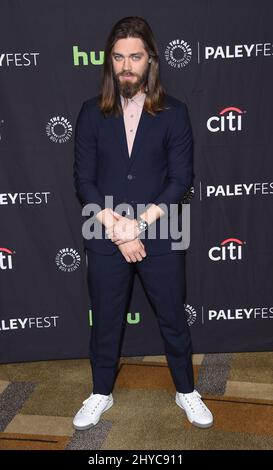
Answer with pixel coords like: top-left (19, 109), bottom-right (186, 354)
top-left (165, 39), bottom-right (192, 68)
top-left (184, 304), bottom-right (197, 326)
top-left (182, 186), bottom-right (195, 204)
top-left (46, 116), bottom-right (73, 143)
top-left (55, 248), bottom-right (81, 272)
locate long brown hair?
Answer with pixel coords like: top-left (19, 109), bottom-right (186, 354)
top-left (99, 16), bottom-right (167, 117)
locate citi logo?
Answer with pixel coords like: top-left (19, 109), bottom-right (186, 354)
top-left (0, 247), bottom-right (14, 270)
top-left (207, 106), bottom-right (245, 132)
top-left (73, 46), bottom-right (104, 66)
top-left (208, 238), bottom-right (245, 261)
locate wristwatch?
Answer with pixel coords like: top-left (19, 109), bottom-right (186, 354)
top-left (136, 217), bottom-right (148, 234)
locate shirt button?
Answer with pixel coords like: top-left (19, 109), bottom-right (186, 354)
top-left (130, 114), bottom-right (134, 118)
top-left (127, 174), bottom-right (133, 180)
top-left (130, 129), bottom-right (134, 132)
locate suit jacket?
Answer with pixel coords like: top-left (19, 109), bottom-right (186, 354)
top-left (73, 93), bottom-right (193, 255)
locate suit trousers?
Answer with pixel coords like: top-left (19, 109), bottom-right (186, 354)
top-left (86, 247), bottom-right (195, 395)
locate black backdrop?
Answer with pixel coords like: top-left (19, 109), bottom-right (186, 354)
top-left (1, 0), bottom-right (273, 363)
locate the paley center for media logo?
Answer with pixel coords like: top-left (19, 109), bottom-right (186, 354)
top-left (55, 248), bottom-right (81, 272)
top-left (46, 116), bottom-right (72, 143)
top-left (184, 304), bottom-right (197, 326)
top-left (164, 39), bottom-right (192, 68)
top-left (164, 41), bottom-right (272, 67)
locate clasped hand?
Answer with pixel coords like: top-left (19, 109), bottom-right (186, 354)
top-left (105, 211), bottom-right (140, 245)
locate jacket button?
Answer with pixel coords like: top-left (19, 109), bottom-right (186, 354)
top-left (127, 174), bottom-right (133, 180)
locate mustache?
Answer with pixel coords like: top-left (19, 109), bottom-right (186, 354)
top-left (119, 72), bottom-right (136, 77)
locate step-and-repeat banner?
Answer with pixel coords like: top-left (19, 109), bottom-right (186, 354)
top-left (1, 0), bottom-right (273, 363)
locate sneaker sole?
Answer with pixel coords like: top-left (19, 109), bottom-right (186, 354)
top-left (175, 396), bottom-right (213, 429)
top-left (73, 398), bottom-right (113, 431)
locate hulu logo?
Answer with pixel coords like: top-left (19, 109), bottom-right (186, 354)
top-left (73, 46), bottom-right (104, 66)
top-left (88, 310), bottom-right (140, 326)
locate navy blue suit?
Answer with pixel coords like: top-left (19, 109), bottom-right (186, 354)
top-left (74, 94), bottom-right (193, 255)
top-left (74, 94), bottom-right (195, 394)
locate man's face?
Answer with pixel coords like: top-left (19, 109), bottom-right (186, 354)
top-left (111, 37), bottom-right (150, 98)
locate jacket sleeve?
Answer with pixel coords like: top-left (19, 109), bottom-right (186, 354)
top-left (152, 102), bottom-right (193, 217)
top-left (73, 101), bottom-right (105, 209)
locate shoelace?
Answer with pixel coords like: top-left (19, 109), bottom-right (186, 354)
top-left (80, 395), bottom-right (109, 415)
top-left (181, 391), bottom-right (208, 414)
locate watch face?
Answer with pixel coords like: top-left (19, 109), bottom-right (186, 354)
top-left (138, 218), bottom-right (147, 232)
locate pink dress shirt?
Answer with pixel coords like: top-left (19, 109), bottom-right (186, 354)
top-left (120, 92), bottom-right (146, 157)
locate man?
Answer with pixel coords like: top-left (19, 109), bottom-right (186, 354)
top-left (73, 16), bottom-right (213, 430)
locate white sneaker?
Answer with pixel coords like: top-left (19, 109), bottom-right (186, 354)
top-left (73, 393), bottom-right (113, 430)
top-left (175, 389), bottom-right (213, 428)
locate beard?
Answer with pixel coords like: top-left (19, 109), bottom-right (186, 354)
top-left (115, 67), bottom-right (149, 99)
